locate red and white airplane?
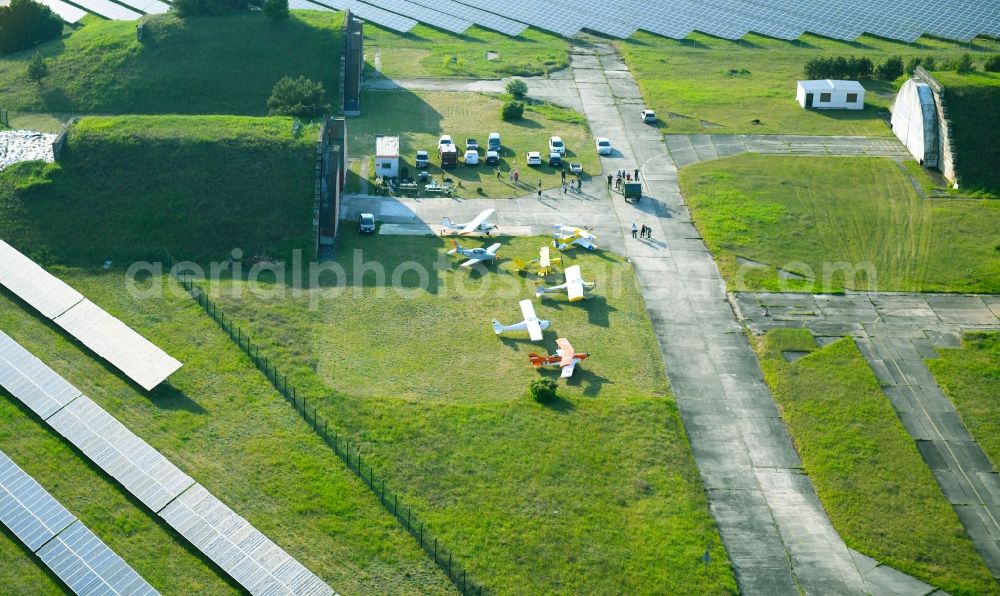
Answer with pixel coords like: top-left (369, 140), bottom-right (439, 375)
top-left (529, 338), bottom-right (589, 378)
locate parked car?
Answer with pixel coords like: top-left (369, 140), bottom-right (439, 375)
top-left (595, 138), bottom-right (612, 155)
top-left (488, 132), bottom-right (501, 151)
top-left (359, 213), bottom-right (376, 234)
top-left (641, 109), bottom-right (657, 124)
top-left (485, 150), bottom-right (500, 165)
top-left (438, 135), bottom-right (454, 150)
top-left (548, 152), bottom-right (562, 167)
top-left (526, 151), bottom-right (542, 166)
top-left (569, 162), bottom-right (583, 174)
top-left (466, 138), bottom-right (478, 151)
top-left (548, 135), bottom-right (566, 156)
top-left (465, 149), bottom-right (479, 166)
top-left (415, 150), bottom-right (429, 168)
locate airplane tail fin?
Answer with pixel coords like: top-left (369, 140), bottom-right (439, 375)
top-left (447, 239), bottom-right (459, 254)
top-left (528, 354), bottom-right (544, 367)
top-left (511, 257), bottom-right (527, 272)
top-left (535, 286), bottom-right (547, 298)
top-left (492, 320), bottom-right (504, 335)
top-left (442, 217), bottom-right (453, 227)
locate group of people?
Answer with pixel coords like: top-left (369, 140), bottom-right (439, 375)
top-left (606, 168), bottom-right (641, 191)
top-left (500, 168), bottom-right (521, 183)
top-left (630, 222), bottom-right (653, 239)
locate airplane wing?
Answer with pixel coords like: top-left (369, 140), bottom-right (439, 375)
top-left (574, 237), bottom-right (596, 250)
top-left (539, 246), bottom-right (550, 268)
top-left (520, 300), bottom-right (543, 341)
top-left (556, 338), bottom-right (575, 366)
top-left (459, 208), bottom-right (496, 235)
top-left (565, 266), bottom-right (584, 301)
top-left (560, 360), bottom-right (577, 378)
top-left (460, 258), bottom-right (477, 268)
top-left (485, 243), bottom-right (502, 255)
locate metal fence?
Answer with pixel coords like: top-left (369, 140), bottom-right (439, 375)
top-left (170, 270), bottom-right (487, 596)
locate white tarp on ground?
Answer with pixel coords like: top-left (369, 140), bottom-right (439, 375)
top-left (0, 130), bottom-right (57, 172)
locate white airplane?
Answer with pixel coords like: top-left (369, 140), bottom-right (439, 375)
top-left (492, 299), bottom-right (550, 341)
top-left (551, 225), bottom-right (598, 251)
top-left (442, 208), bottom-right (498, 236)
top-left (536, 265), bottom-right (595, 302)
top-left (529, 338), bottom-right (589, 378)
top-left (448, 239), bottom-right (501, 267)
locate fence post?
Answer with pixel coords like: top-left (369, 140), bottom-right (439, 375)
top-left (448, 553), bottom-right (452, 578)
top-left (393, 494), bottom-right (397, 516)
top-left (434, 538), bottom-right (438, 564)
top-left (419, 524), bottom-right (423, 548)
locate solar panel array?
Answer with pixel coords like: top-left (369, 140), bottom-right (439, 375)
top-left (160, 483), bottom-right (336, 596)
top-left (321, 0), bottom-right (996, 42)
top-left (0, 240), bottom-right (182, 391)
top-left (71, 0), bottom-right (142, 20)
top-left (0, 334), bottom-right (335, 596)
top-left (0, 451), bottom-right (159, 595)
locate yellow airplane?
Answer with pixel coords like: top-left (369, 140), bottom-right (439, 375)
top-left (512, 246), bottom-right (562, 276)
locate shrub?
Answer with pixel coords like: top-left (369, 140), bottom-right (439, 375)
top-left (923, 56), bottom-right (936, 71)
top-left (804, 55), bottom-right (873, 80)
top-left (955, 53), bottom-right (975, 74)
top-left (986, 55), bottom-right (1000, 72)
top-left (529, 378), bottom-right (558, 403)
top-left (0, 0), bottom-right (63, 54)
top-left (906, 57), bottom-right (922, 75)
top-left (262, 0), bottom-right (288, 21)
top-left (267, 76), bottom-right (328, 118)
top-left (505, 78), bottom-right (528, 99)
top-left (876, 56), bottom-right (904, 81)
top-left (500, 100), bottom-right (524, 121)
top-left (27, 50), bottom-right (48, 83)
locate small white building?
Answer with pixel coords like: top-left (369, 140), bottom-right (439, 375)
top-left (374, 135), bottom-right (400, 178)
top-left (796, 80), bottom-right (866, 110)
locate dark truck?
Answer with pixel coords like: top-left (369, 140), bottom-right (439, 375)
top-left (439, 145), bottom-right (458, 168)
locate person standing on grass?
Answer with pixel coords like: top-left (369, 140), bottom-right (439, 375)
top-left (631, 222), bottom-right (638, 238)
top-left (497, 169), bottom-right (502, 180)
top-left (538, 179), bottom-right (542, 191)
top-left (561, 170), bottom-right (566, 183)
top-left (538, 188), bottom-right (542, 200)
top-left (607, 174), bottom-right (613, 188)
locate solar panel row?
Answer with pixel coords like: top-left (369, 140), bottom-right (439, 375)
top-left (310, 0), bottom-right (417, 32)
top-left (0, 335), bottom-right (335, 596)
top-left (37, 520), bottom-right (160, 596)
top-left (48, 396), bottom-right (195, 513)
top-left (160, 484), bottom-right (336, 596)
top-left (0, 451), bottom-right (159, 595)
top-left (0, 240), bottom-right (182, 392)
top-left (69, 0), bottom-right (142, 20)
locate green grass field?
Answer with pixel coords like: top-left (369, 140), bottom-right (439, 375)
top-left (0, 12), bottom-right (343, 116)
top-left (348, 90), bottom-right (598, 197)
top-left (678, 154), bottom-right (1000, 293)
top-left (756, 329), bottom-right (997, 595)
top-left (205, 231), bottom-right (737, 594)
top-left (927, 332), bottom-right (1000, 470)
top-left (0, 115), bottom-right (316, 265)
top-left (618, 33), bottom-right (1000, 135)
top-left (929, 70), bottom-right (1000, 196)
top-left (0, 272), bottom-right (454, 594)
top-left (365, 24), bottom-right (569, 79)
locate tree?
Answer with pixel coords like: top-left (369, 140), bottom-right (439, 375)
top-left (505, 78), bottom-right (528, 99)
top-left (267, 76), bottom-right (327, 118)
top-left (262, 0), bottom-right (288, 21)
top-left (955, 53), bottom-right (975, 74)
top-left (500, 100), bottom-right (524, 121)
top-left (26, 50), bottom-right (47, 84)
top-left (905, 57), bottom-right (922, 75)
top-left (529, 378), bottom-right (557, 403)
top-left (875, 56), bottom-right (904, 81)
top-left (986, 55), bottom-right (1000, 73)
top-left (0, 0), bottom-right (63, 54)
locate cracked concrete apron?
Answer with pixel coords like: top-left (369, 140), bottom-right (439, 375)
top-left (735, 291), bottom-right (1000, 581)
top-left (570, 45), bottom-right (869, 594)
